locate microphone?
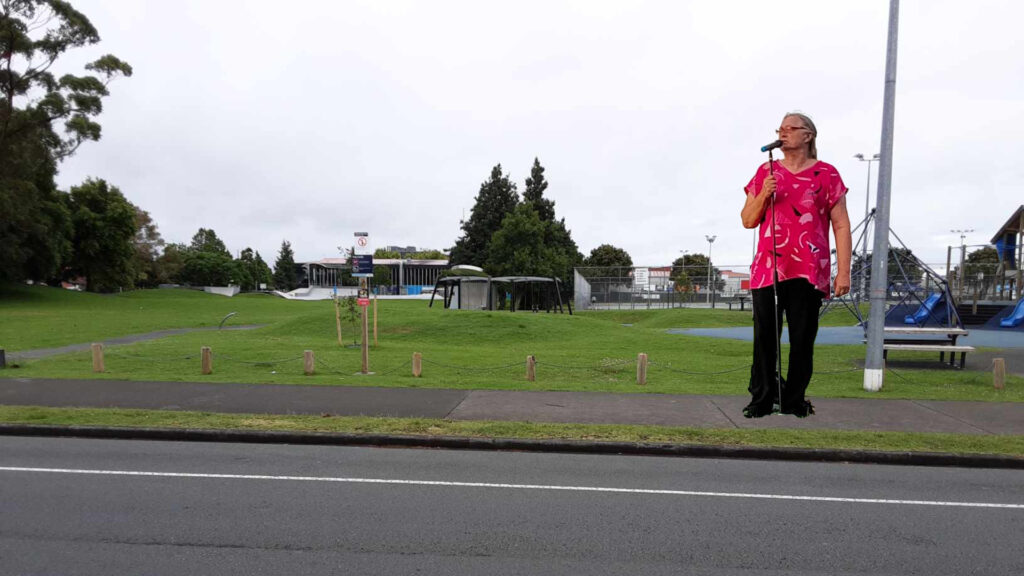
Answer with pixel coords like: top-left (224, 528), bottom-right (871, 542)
top-left (760, 140), bottom-right (783, 152)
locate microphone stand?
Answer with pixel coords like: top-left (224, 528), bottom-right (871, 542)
top-left (767, 150), bottom-right (784, 414)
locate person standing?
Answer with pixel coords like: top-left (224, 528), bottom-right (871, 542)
top-left (740, 112), bottom-right (852, 417)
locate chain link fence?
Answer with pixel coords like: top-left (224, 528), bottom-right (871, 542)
top-left (574, 265), bottom-right (753, 311)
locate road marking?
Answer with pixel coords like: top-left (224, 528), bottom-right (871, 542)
top-left (1, 466), bottom-right (1022, 510)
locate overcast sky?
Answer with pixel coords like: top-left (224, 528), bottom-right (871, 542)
top-left (53, 0), bottom-right (1023, 270)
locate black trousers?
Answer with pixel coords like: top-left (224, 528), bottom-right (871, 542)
top-left (748, 278), bottom-right (823, 411)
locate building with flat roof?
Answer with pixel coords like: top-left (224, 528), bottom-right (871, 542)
top-left (301, 257), bottom-right (450, 295)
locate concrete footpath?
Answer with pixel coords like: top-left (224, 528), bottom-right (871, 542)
top-left (2, 378), bottom-right (1023, 469)
top-left (2, 377), bottom-right (1022, 435)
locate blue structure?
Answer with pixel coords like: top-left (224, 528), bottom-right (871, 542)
top-left (905, 292), bottom-right (947, 325)
top-left (1000, 298), bottom-right (1024, 328)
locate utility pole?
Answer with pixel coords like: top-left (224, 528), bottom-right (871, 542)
top-left (705, 235), bottom-right (716, 308)
top-left (951, 229), bottom-right (974, 301)
top-left (864, 0), bottom-right (900, 392)
top-left (855, 153), bottom-right (880, 299)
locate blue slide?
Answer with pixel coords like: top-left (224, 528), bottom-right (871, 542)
top-left (905, 292), bottom-right (944, 325)
top-left (1000, 298), bottom-right (1024, 328)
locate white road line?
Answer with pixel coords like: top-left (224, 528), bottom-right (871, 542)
top-left (1, 466), bottom-right (1021, 510)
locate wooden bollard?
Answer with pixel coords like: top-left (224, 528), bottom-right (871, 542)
top-left (412, 352), bottom-right (422, 377)
top-left (526, 355), bottom-right (536, 382)
top-left (201, 346), bottom-right (212, 375)
top-left (994, 358), bottom-right (1006, 390)
top-left (637, 353), bottom-right (648, 385)
top-left (91, 343), bottom-right (104, 373)
top-left (304, 350), bottom-right (315, 375)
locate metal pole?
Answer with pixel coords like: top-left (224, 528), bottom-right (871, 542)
top-left (864, 0), bottom-right (900, 392)
top-left (954, 240), bottom-right (962, 301)
top-left (705, 235), bottom-right (716, 308)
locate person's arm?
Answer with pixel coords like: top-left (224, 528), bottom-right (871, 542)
top-left (830, 197), bottom-right (852, 297)
top-left (740, 175), bottom-right (776, 229)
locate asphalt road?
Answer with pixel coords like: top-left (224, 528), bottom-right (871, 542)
top-left (1, 437), bottom-right (1022, 575)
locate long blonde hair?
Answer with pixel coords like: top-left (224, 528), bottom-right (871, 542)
top-left (784, 112), bottom-right (817, 159)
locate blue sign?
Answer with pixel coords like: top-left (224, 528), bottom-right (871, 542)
top-left (352, 255), bottom-right (374, 277)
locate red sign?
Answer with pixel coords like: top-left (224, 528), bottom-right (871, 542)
top-left (358, 298), bottom-right (370, 307)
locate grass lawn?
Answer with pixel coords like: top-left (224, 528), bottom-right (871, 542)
top-left (3, 405), bottom-right (1022, 457)
top-left (2, 284), bottom-right (1021, 402)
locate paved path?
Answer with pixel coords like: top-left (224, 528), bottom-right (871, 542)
top-left (2, 378), bottom-right (1022, 435)
top-left (5, 325), bottom-right (266, 360)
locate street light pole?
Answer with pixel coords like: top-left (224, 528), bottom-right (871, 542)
top-left (863, 0), bottom-right (900, 393)
top-left (951, 229), bottom-right (974, 300)
top-left (705, 235), bottom-right (717, 308)
top-left (854, 153), bottom-right (880, 297)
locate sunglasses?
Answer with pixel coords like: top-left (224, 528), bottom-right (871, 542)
top-left (776, 126), bottom-right (809, 135)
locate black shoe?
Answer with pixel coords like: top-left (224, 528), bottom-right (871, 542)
top-left (742, 403), bottom-right (774, 418)
top-left (782, 400), bottom-right (815, 418)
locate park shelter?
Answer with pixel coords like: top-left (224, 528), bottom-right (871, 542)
top-left (989, 204), bottom-right (1023, 300)
top-left (430, 275), bottom-right (571, 314)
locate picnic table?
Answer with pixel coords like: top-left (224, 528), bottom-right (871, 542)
top-left (881, 327), bottom-right (974, 369)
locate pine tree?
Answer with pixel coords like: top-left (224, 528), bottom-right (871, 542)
top-left (449, 164), bottom-right (519, 268)
top-left (523, 157), bottom-right (555, 222)
top-left (254, 251), bottom-right (273, 290)
top-left (524, 158), bottom-right (582, 283)
top-left (273, 240), bottom-right (298, 291)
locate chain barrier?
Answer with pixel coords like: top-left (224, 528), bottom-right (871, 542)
top-left (314, 357), bottom-right (350, 375)
top-left (375, 359), bottom-right (412, 377)
top-left (813, 364), bottom-right (862, 375)
top-left (87, 346), bottom-right (994, 387)
top-left (420, 358), bottom-right (525, 373)
top-left (103, 351), bottom-right (195, 363)
top-left (216, 353), bottom-right (305, 367)
top-left (884, 361), bottom-right (993, 388)
top-left (647, 360), bottom-right (749, 376)
top-left (534, 358), bottom-right (632, 371)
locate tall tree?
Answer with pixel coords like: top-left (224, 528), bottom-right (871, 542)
top-left (669, 255), bottom-right (693, 293)
top-left (522, 157), bottom-right (555, 222)
top-left (487, 204), bottom-right (570, 278)
top-left (66, 178), bottom-right (136, 292)
top-left (581, 244), bottom-right (633, 279)
top-left (235, 247), bottom-right (257, 291)
top-left (189, 228), bottom-right (230, 257)
top-left (0, 1), bottom-right (130, 283)
top-left (180, 227), bottom-right (233, 286)
top-left (253, 251), bottom-right (272, 289)
top-left (677, 253), bottom-right (723, 292)
top-left (131, 206), bottom-right (164, 288)
top-left (962, 246), bottom-right (1000, 299)
top-left (449, 164), bottom-right (519, 267)
top-left (0, 0), bottom-right (133, 159)
top-left (155, 242), bottom-right (186, 285)
top-left (273, 240), bottom-right (298, 291)
top-left (522, 158), bottom-right (582, 283)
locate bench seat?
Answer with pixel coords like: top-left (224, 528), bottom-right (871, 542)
top-left (882, 343), bottom-right (975, 369)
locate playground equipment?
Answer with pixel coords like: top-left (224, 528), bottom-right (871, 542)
top-left (1000, 298), bottom-right (1024, 328)
top-left (820, 208), bottom-right (964, 330)
top-left (904, 292), bottom-right (947, 325)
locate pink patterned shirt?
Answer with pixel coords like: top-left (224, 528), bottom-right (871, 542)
top-left (744, 160), bottom-right (847, 296)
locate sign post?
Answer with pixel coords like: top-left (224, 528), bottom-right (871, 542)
top-left (352, 233), bottom-right (373, 374)
top-left (359, 279), bottom-right (370, 373)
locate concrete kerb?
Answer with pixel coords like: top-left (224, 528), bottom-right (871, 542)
top-left (0, 424), bottom-right (1021, 470)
